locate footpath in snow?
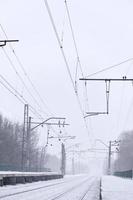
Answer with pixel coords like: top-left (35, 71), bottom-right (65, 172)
top-left (102, 176), bottom-right (133, 200)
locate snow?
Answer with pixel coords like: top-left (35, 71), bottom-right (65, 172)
top-left (2, 173), bottom-right (133, 200)
top-left (102, 176), bottom-right (133, 200)
top-left (0, 171), bottom-right (59, 176)
top-left (0, 171), bottom-right (60, 180)
top-left (0, 174), bottom-right (100, 200)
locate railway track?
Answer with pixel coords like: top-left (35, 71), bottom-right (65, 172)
top-left (46, 176), bottom-right (99, 200)
top-left (0, 175), bottom-right (91, 199)
top-left (79, 178), bottom-right (100, 200)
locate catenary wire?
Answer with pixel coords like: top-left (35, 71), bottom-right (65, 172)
top-left (0, 49), bottom-right (60, 135)
top-left (0, 74), bottom-right (44, 119)
top-left (0, 23), bottom-right (53, 117)
top-left (1, 30), bottom-right (42, 119)
top-left (64, 0), bottom-right (84, 77)
top-left (43, 0), bottom-right (75, 90)
top-left (43, 0), bottom-right (90, 136)
top-left (1, 47), bottom-right (49, 117)
top-left (0, 25), bottom-right (62, 138)
top-left (0, 79), bottom-right (42, 120)
top-left (64, 0), bottom-right (94, 138)
top-left (12, 52), bottom-right (53, 116)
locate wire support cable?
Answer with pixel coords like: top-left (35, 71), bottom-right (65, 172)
top-left (43, 0), bottom-right (90, 136)
top-left (86, 58), bottom-right (133, 78)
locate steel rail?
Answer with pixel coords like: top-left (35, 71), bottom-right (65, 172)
top-left (49, 177), bottom-right (96, 200)
top-left (0, 176), bottom-right (87, 199)
top-left (79, 177), bottom-right (99, 200)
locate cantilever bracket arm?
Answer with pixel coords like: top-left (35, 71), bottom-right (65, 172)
top-left (80, 77), bottom-right (133, 118)
top-left (31, 117), bottom-right (66, 131)
top-left (0, 40), bottom-right (19, 47)
top-left (84, 112), bottom-right (108, 118)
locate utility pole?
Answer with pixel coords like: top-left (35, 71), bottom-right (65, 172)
top-left (21, 107), bottom-right (69, 173)
top-left (30, 117), bottom-right (69, 173)
top-left (61, 143), bottom-right (66, 176)
top-left (39, 126), bottom-right (50, 172)
top-left (108, 141), bottom-right (111, 175)
top-left (21, 104), bottom-right (29, 171)
top-left (108, 140), bottom-right (120, 175)
top-left (48, 135), bottom-right (75, 176)
top-left (95, 139), bottom-right (120, 175)
top-left (27, 116), bottom-right (32, 171)
top-left (72, 151), bottom-right (75, 175)
top-left (65, 143), bottom-right (80, 175)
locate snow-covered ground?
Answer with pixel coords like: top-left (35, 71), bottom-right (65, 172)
top-left (102, 176), bottom-right (133, 200)
top-left (0, 174), bottom-right (100, 200)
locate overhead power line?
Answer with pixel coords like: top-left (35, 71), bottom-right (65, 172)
top-left (0, 23), bottom-right (53, 117)
top-left (0, 74), bottom-right (43, 119)
top-left (12, 50), bottom-right (52, 114)
top-left (86, 58), bottom-right (133, 78)
top-left (0, 79), bottom-right (25, 105)
top-left (64, 0), bottom-right (84, 77)
top-left (0, 25), bottom-right (63, 136)
top-left (1, 47), bottom-right (48, 117)
top-left (43, 0), bottom-right (75, 90)
top-left (43, 0), bottom-right (90, 136)
top-left (64, 0), bottom-right (93, 136)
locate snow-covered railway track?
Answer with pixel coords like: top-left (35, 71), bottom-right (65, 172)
top-left (47, 177), bottom-right (99, 200)
top-left (0, 175), bottom-right (100, 200)
top-left (0, 177), bottom-right (83, 199)
top-left (48, 177), bottom-right (93, 200)
top-left (78, 178), bottom-right (99, 200)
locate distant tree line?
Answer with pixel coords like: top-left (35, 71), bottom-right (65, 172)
top-left (113, 130), bottom-right (133, 172)
top-left (0, 114), bottom-right (60, 172)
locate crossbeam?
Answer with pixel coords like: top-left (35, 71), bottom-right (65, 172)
top-left (0, 40), bottom-right (19, 47)
top-left (80, 78), bottom-right (133, 81)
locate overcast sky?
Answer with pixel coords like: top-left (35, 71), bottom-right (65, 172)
top-left (0, 0), bottom-right (133, 164)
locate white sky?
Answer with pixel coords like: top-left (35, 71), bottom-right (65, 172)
top-left (0, 0), bottom-right (133, 165)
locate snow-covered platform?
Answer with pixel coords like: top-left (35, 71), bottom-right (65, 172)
top-left (102, 176), bottom-right (133, 200)
top-left (0, 171), bottom-right (63, 186)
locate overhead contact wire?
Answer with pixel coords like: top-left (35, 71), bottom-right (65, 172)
top-left (64, 0), bottom-right (93, 137)
top-left (43, 0), bottom-right (75, 90)
top-left (43, 0), bottom-right (90, 136)
top-left (64, 0), bottom-right (84, 77)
